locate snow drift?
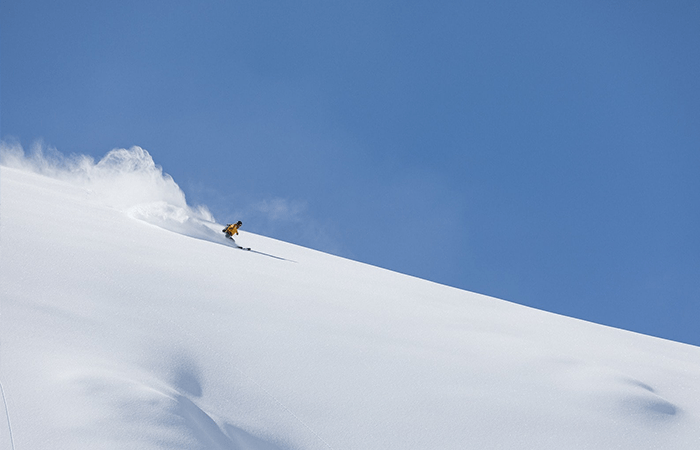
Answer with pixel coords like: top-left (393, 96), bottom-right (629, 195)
top-left (2, 144), bottom-right (700, 450)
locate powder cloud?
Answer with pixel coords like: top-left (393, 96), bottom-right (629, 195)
top-left (1, 141), bottom-right (222, 242)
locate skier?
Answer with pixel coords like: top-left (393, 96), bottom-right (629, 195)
top-left (223, 221), bottom-right (242, 240)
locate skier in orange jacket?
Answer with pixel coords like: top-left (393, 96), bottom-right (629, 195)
top-left (223, 221), bottom-right (242, 240)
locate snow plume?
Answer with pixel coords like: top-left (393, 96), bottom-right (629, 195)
top-left (0, 141), bottom-right (221, 242)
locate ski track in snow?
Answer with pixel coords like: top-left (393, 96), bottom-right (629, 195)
top-left (0, 380), bottom-right (16, 450)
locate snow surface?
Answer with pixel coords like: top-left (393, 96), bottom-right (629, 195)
top-left (1, 146), bottom-right (700, 450)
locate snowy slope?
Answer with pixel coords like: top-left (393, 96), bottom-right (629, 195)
top-left (2, 147), bottom-right (700, 450)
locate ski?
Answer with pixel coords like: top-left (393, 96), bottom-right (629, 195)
top-left (224, 237), bottom-right (250, 251)
top-left (228, 241), bottom-right (250, 251)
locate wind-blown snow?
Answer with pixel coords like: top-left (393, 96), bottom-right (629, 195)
top-left (1, 145), bottom-right (700, 449)
top-left (0, 143), bottom-right (220, 242)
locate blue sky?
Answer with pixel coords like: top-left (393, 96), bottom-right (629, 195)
top-left (2, 1), bottom-right (699, 345)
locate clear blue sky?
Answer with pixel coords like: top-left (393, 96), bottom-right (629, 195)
top-left (2, 1), bottom-right (699, 345)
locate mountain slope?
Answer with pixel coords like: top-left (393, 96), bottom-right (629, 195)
top-left (2, 149), bottom-right (700, 450)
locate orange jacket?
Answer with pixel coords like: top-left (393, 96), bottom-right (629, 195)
top-left (223, 223), bottom-right (241, 236)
